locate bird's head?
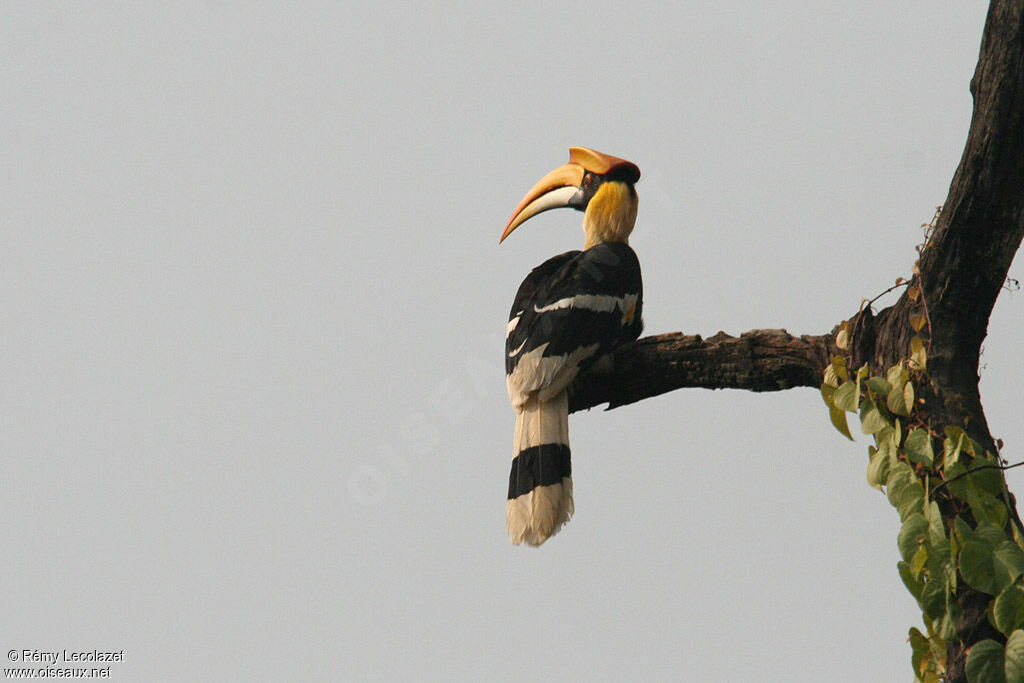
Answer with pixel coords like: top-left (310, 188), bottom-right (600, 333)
top-left (500, 147), bottom-right (641, 249)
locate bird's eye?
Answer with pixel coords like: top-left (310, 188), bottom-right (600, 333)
top-left (582, 174), bottom-right (593, 188)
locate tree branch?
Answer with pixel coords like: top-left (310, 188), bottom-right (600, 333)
top-left (569, 329), bottom-right (833, 414)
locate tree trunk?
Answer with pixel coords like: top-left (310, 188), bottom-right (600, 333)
top-left (569, 1), bottom-right (1024, 678)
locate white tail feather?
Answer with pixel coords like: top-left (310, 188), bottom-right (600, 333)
top-left (507, 391), bottom-right (573, 546)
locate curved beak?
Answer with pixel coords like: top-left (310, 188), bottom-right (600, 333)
top-left (500, 163), bottom-right (585, 243)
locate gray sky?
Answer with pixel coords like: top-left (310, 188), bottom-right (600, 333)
top-left (3, 2), bottom-right (1019, 681)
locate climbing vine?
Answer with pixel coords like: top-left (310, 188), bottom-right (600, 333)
top-left (822, 278), bottom-right (1024, 682)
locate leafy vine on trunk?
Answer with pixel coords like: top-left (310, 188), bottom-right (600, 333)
top-left (823, 321), bottom-right (1024, 682)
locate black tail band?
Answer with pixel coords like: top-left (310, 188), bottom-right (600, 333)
top-left (507, 444), bottom-right (571, 500)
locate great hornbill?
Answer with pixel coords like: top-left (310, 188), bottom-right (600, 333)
top-left (500, 147), bottom-right (643, 546)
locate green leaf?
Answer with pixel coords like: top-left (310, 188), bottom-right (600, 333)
top-left (905, 380), bottom-right (916, 413)
top-left (927, 538), bottom-right (952, 585)
top-left (821, 384), bottom-right (853, 439)
top-left (966, 639), bottom-right (1006, 683)
top-left (868, 376), bottom-right (892, 396)
top-left (906, 429), bottom-right (935, 467)
top-left (887, 377), bottom-right (913, 416)
top-left (909, 626), bottom-right (930, 678)
top-left (947, 462), bottom-right (972, 500)
top-left (995, 542), bottom-right (1024, 595)
top-left (830, 354), bottom-right (849, 381)
top-left (910, 336), bottom-right (928, 372)
top-left (899, 560), bottom-right (924, 600)
top-left (834, 380), bottom-right (859, 413)
top-left (911, 544), bottom-right (929, 580)
top-left (1006, 630), bottom-right (1024, 683)
top-left (898, 487), bottom-right (926, 523)
top-left (956, 517), bottom-right (975, 544)
top-left (945, 432), bottom-right (966, 469)
top-left (888, 461), bottom-right (925, 521)
top-left (861, 401), bottom-right (889, 435)
top-left (970, 490), bottom-right (1010, 529)
top-left (899, 513), bottom-right (928, 563)
top-left (944, 426), bottom-right (967, 443)
top-left (979, 522), bottom-right (1011, 548)
top-left (961, 540), bottom-right (997, 594)
top-left (994, 583), bottom-right (1024, 636)
top-left (877, 423), bottom-right (900, 450)
top-left (830, 406), bottom-right (853, 440)
top-left (920, 572), bottom-right (947, 620)
top-left (835, 321), bottom-right (850, 350)
top-left (926, 501), bottom-right (946, 545)
top-left (868, 445), bottom-right (892, 490)
top-left (887, 361), bottom-right (907, 386)
top-left (971, 455), bottom-right (1008, 496)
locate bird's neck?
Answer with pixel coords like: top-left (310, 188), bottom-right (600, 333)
top-left (582, 182), bottom-right (638, 250)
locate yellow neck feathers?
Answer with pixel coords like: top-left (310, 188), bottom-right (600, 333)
top-left (582, 181), bottom-right (638, 250)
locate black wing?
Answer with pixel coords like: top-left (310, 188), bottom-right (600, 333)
top-left (505, 243), bottom-right (643, 393)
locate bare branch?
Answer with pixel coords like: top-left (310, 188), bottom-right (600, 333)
top-left (569, 329), bottom-right (833, 414)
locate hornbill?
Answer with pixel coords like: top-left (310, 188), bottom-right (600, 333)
top-left (501, 147), bottom-right (643, 546)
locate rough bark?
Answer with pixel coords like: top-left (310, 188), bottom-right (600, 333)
top-left (569, 1), bottom-right (1024, 679)
top-left (568, 329), bottom-right (835, 413)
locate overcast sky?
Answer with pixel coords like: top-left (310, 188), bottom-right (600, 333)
top-left (3, 2), bottom-right (1020, 681)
